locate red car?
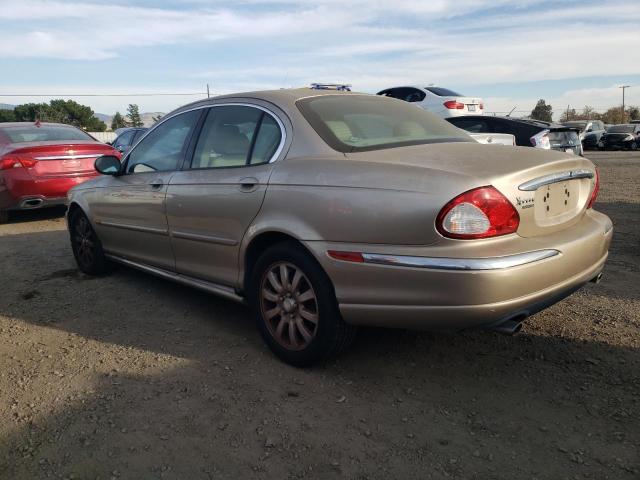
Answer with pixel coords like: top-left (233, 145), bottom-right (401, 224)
top-left (0, 122), bottom-right (119, 223)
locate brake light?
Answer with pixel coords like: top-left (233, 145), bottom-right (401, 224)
top-left (587, 168), bottom-right (599, 209)
top-left (436, 186), bottom-right (520, 239)
top-left (479, 103), bottom-right (484, 110)
top-left (443, 100), bottom-right (465, 110)
top-left (0, 155), bottom-right (37, 170)
top-left (530, 130), bottom-right (551, 149)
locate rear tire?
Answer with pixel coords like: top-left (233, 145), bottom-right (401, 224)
top-left (630, 142), bottom-right (638, 151)
top-left (249, 241), bottom-right (357, 366)
top-left (0, 209), bottom-right (8, 224)
top-left (69, 209), bottom-right (111, 275)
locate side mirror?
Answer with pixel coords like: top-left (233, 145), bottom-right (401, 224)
top-left (586, 128), bottom-right (593, 132)
top-left (95, 155), bottom-right (121, 175)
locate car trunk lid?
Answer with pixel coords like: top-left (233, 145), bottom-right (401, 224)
top-left (346, 142), bottom-right (597, 238)
top-left (6, 142), bottom-right (116, 178)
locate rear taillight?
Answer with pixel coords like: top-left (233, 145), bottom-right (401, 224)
top-left (436, 186), bottom-right (520, 239)
top-left (587, 168), bottom-right (599, 209)
top-left (479, 103), bottom-right (484, 110)
top-left (0, 155), bottom-right (35, 170)
top-left (443, 100), bottom-right (465, 110)
top-left (530, 129), bottom-right (551, 149)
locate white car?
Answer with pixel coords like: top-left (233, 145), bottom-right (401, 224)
top-left (377, 86), bottom-right (484, 118)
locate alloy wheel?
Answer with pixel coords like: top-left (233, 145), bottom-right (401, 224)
top-left (74, 215), bottom-right (95, 269)
top-left (259, 261), bottom-right (319, 350)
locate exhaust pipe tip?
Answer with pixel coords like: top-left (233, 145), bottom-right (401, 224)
top-left (20, 198), bottom-right (44, 209)
top-left (488, 314), bottom-right (527, 336)
top-left (590, 272), bottom-right (603, 284)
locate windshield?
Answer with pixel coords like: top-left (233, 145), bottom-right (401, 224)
top-left (297, 95), bottom-right (472, 152)
top-left (0, 124), bottom-right (93, 143)
top-left (608, 125), bottom-right (634, 133)
top-left (425, 87), bottom-right (463, 97)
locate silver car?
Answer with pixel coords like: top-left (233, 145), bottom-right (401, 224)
top-left (68, 87), bottom-right (612, 366)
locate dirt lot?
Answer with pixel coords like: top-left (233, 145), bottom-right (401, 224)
top-left (0, 151), bottom-right (638, 480)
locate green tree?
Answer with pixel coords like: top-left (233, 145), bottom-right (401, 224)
top-left (126, 104), bottom-right (143, 127)
top-left (12, 100), bottom-right (106, 131)
top-left (600, 107), bottom-right (625, 124)
top-left (0, 109), bottom-right (16, 122)
top-left (530, 99), bottom-right (553, 122)
top-left (627, 106), bottom-right (640, 121)
top-left (111, 111), bottom-right (127, 131)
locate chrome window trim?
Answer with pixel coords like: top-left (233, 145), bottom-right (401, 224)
top-left (518, 169), bottom-right (593, 191)
top-left (360, 249), bottom-right (560, 271)
top-left (34, 154), bottom-right (108, 160)
top-left (124, 102), bottom-right (287, 168)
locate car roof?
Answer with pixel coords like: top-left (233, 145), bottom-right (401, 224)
top-left (161, 87), bottom-right (373, 124)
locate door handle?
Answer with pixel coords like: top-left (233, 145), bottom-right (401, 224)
top-left (239, 177), bottom-right (259, 192)
top-left (149, 179), bottom-right (164, 190)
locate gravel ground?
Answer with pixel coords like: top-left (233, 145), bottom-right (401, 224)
top-left (0, 151), bottom-right (638, 480)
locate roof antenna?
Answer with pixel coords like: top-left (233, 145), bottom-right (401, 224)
top-left (507, 106), bottom-right (517, 117)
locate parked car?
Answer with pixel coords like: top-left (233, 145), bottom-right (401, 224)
top-left (67, 88), bottom-right (611, 366)
top-left (111, 127), bottom-right (148, 155)
top-left (446, 116), bottom-right (583, 156)
top-left (598, 124), bottom-right (640, 150)
top-left (0, 122), bottom-right (120, 223)
top-left (468, 132), bottom-right (516, 146)
top-left (377, 85), bottom-right (483, 118)
top-left (562, 120), bottom-right (606, 150)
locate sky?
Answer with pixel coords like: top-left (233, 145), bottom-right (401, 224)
top-left (0, 0), bottom-right (639, 119)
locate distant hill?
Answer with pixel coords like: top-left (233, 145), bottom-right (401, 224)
top-left (0, 103), bottom-right (15, 110)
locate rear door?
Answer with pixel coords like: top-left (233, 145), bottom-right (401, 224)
top-left (167, 104), bottom-right (286, 287)
top-left (91, 110), bottom-right (202, 270)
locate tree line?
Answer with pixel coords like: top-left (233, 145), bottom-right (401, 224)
top-left (0, 100), bottom-right (148, 131)
top-left (530, 99), bottom-right (640, 124)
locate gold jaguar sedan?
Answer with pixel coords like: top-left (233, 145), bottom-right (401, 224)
top-left (67, 86), bottom-right (612, 366)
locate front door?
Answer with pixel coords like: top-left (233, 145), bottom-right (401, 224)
top-left (92, 109), bottom-right (202, 270)
top-left (167, 104), bottom-right (285, 287)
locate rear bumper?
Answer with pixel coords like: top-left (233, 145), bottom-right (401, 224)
top-left (305, 209), bottom-right (613, 330)
top-left (0, 170), bottom-right (95, 210)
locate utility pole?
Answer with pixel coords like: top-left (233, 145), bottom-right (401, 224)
top-left (566, 104), bottom-right (570, 121)
top-left (206, 84), bottom-right (210, 98)
top-left (620, 85), bottom-right (630, 123)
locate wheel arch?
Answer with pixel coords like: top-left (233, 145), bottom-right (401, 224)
top-left (240, 230), bottom-right (323, 295)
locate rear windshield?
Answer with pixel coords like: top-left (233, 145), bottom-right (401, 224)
top-left (563, 121), bottom-right (587, 129)
top-left (608, 125), bottom-right (634, 133)
top-left (297, 95), bottom-right (472, 153)
top-left (425, 87), bottom-right (463, 97)
top-left (0, 125), bottom-right (93, 143)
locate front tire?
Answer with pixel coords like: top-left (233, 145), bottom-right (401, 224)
top-left (69, 209), bottom-right (111, 275)
top-left (249, 242), bottom-right (357, 366)
top-left (630, 142), bottom-right (638, 151)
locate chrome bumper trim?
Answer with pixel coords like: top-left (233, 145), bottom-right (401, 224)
top-left (361, 249), bottom-right (560, 271)
top-left (518, 169), bottom-right (593, 191)
top-left (34, 154), bottom-right (105, 160)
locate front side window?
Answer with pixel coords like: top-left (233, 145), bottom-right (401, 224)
top-left (126, 110), bottom-right (200, 174)
top-left (297, 95), bottom-right (471, 153)
top-left (191, 105), bottom-right (282, 169)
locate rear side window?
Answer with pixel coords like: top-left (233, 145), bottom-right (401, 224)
top-left (425, 87), bottom-right (463, 97)
top-left (0, 125), bottom-right (93, 143)
top-left (297, 95), bottom-right (471, 153)
top-left (114, 130), bottom-right (135, 149)
top-left (191, 105), bottom-right (282, 169)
